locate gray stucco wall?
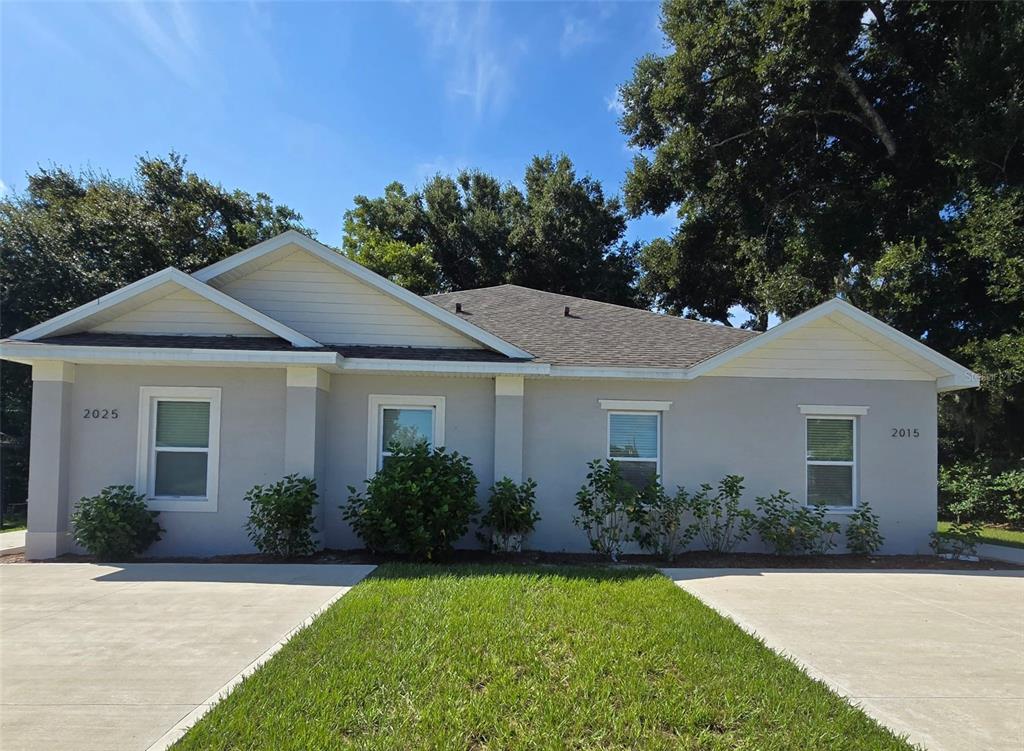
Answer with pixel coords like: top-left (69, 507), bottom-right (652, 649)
top-left (65, 365), bottom-right (286, 556)
top-left (322, 374), bottom-right (495, 549)
top-left (523, 377), bottom-right (937, 554)
top-left (50, 366), bottom-right (936, 556)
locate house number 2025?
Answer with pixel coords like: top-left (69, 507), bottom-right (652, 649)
top-left (891, 427), bottom-right (919, 438)
top-left (83, 408), bottom-right (118, 419)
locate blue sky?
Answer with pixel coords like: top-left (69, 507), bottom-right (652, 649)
top-left (2, 1), bottom-right (677, 247)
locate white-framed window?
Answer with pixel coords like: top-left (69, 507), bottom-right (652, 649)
top-left (607, 411), bottom-right (661, 490)
top-left (804, 415), bottom-right (857, 508)
top-left (366, 394), bottom-right (445, 477)
top-left (136, 387), bottom-right (221, 512)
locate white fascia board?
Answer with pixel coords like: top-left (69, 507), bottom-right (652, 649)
top-left (599, 399), bottom-right (673, 411)
top-left (191, 230), bottom-right (534, 360)
top-left (0, 341), bottom-right (341, 368)
top-left (547, 365), bottom-right (690, 381)
top-left (340, 358), bottom-right (549, 376)
top-left (687, 298), bottom-right (981, 390)
top-left (11, 267), bottom-right (321, 348)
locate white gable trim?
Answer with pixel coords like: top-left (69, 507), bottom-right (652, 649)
top-left (688, 298), bottom-right (980, 392)
top-left (191, 231), bottom-right (533, 359)
top-left (11, 268), bottom-right (321, 348)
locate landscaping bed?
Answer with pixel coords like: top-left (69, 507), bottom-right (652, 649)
top-left (5, 547), bottom-right (1019, 569)
top-left (171, 563), bottom-right (914, 751)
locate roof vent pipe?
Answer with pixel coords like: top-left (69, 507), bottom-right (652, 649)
top-left (455, 302), bottom-right (463, 314)
top-left (564, 306), bottom-right (570, 317)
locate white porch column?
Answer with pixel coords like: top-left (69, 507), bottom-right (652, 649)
top-left (26, 361), bottom-right (75, 560)
top-left (493, 375), bottom-right (524, 484)
top-left (285, 367), bottom-right (330, 547)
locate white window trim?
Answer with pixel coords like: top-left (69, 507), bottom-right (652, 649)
top-left (136, 386), bottom-right (221, 513)
top-left (599, 399), bottom-right (672, 412)
top-left (606, 410), bottom-right (662, 478)
top-left (366, 394), bottom-right (446, 478)
top-left (804, 413), bottom-right (858, 512)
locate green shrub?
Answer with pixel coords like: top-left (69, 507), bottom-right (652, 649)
top-left (845, 502), bottom-right (885, 555)
top-left (755, 491), bottom-right (840, 555)
top-left (344, 442), bottom-right (479, 560)
top-left (629, 481), bottom-right (696, 559)
top-left (573, 459), bottom-right (637, 560)
top-left (244, 474), bottom-right (319, 558)
top-left (939, 462), bottom-right (995, 521)
top-left (930, 519), bottom-right (983, 558)
top-left (687, 475), bottom-right (756, 553)
top-left (70, 485), bottom-right (163, 561)
top-left (479, 477), bottom-right (540, 551)
top-left (993, 470), bottom-right (1024, 526)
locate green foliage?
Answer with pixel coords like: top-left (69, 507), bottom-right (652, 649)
top-left (343, 443), bottom-right (479, 560)
top-left (930, 519), bottom-right (984, 558)
top-left (629, 482), bottom-right (697, 559)
top-left (343, 155), bottom-right (644, 306)
top-left (480, 477), bottom-right (540, 537)
top-left (845, 502), bottom-right (885, 555)
top-left (573, 459), bottom-right (637, 560)
top-left (755, 491), bottom-right (841, 556)
top-left (619, 0), bottom-right (1024, 471)
top-left (687, 475), bottom-right (756, 554)
top-left (244, 475), bottom-right (319, 558)
top-left (939, 462), bottom-right (1024, 525)
top-left (70, 485), bottom-right (163, 561)
top-left (0, 153), bottom-right (309, 510)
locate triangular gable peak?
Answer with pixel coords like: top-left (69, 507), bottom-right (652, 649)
top-left (691, 298), bottom-right (979, 392)
top-left (11, 268), bottom-right (320, 347)
top-left (192, 231), bottom-right (533, 357)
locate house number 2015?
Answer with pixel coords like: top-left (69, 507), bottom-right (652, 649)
top-left (83, 409), bottom-right (118, 419)
top-left (891, 427), bottom-right (919, 438)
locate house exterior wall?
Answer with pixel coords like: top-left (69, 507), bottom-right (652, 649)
top-left (322, 373), bottom-right (496, 549)
top-left (38, 364), bottom-right (936, 557)
top-left (63, 365), bottom-right (286, 557)
top-left (219, 249), bottom-right (482, 348)
top-left (522, 376), bottom-right (938, 554)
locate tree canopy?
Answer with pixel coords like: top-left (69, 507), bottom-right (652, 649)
top-left (0, 153), bottom-right (310, 504)
top-left (343, 154), bottom-right (645, 306)
top-left (619, 0), bottom-right (1024, 468)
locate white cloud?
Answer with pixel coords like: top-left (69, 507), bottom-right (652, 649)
top-left (605, 90), bottom-right (625, 117)
top-left (412, 2), bottom-right (524, 120)
top-left (560, 3), bottom-right (614, 57)
top-left (110, 1), bottom-right (206, 86)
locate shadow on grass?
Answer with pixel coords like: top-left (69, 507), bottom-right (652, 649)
top-left (367, 560), bottom-right (666, 585)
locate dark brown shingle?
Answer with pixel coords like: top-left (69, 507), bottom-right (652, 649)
top-left (426, 285), bottom-right (757, 368)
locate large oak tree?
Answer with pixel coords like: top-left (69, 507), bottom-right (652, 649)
top-left (620, 0), bottom-right (1024, 468)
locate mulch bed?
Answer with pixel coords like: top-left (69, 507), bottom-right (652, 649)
top-left (2, 547), bottom-right (1019, 569)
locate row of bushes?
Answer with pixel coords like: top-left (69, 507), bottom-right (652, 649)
top-left (70, 445), bottom-right (885, 562)
top-left (573, 459), bottom-right (883, 560)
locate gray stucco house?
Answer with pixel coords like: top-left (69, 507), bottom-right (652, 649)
top-left (0, 230), bottom-right (980, 559)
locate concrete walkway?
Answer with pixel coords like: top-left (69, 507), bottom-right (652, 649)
top-left (0, 529), bottom-right (26, 555)
top-left (663, 568), bottom-right (1024, 751)
top-left (0, 563), bottom-right (375, 751)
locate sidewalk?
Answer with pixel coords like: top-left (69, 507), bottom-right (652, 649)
top-left (0, 529), bottom-right (26, 555)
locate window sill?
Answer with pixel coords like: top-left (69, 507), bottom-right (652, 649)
top-left (146, 497), bottom-right (218, 513)
top-left (807, 505), bottom-right (857, 515)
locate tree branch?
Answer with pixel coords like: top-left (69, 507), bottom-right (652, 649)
top-left (832, 62), bottom-right (897, 157)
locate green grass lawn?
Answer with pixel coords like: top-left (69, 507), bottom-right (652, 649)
top-left (174, 564), bottom-right (910, 751)
top-left (938, 521), bottom-right (1024, 549)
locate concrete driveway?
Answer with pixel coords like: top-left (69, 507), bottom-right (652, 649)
top-left (0, 563), bottom-right (375, 751)
top-left (664, 568), bottom-right (1024, 751)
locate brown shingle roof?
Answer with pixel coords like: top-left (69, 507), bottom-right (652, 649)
top-left (426, 285), bottom-right (758, 368)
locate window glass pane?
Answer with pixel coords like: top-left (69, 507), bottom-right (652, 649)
top-left (156, 401), bottom-right (210, 448)
top-left (154, 451), bottom-right (208, 497)
top-left (617, 461), bottom-right (658, 491)
top-left (807, 464), bottom-right (853, 506)
top-left (609, 414), bottom-right (658, 459)
top-left (382, 408), bottom-right (433, 451)
top-left (806, 418), bottom-right (853, 461)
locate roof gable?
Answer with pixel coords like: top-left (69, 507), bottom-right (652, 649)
top-left (11, 268), bottom-right (320, 347)
top-left (691, 298), bottom-right (979, 391)
top-left (192, 231), bottom-right (532, 357)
